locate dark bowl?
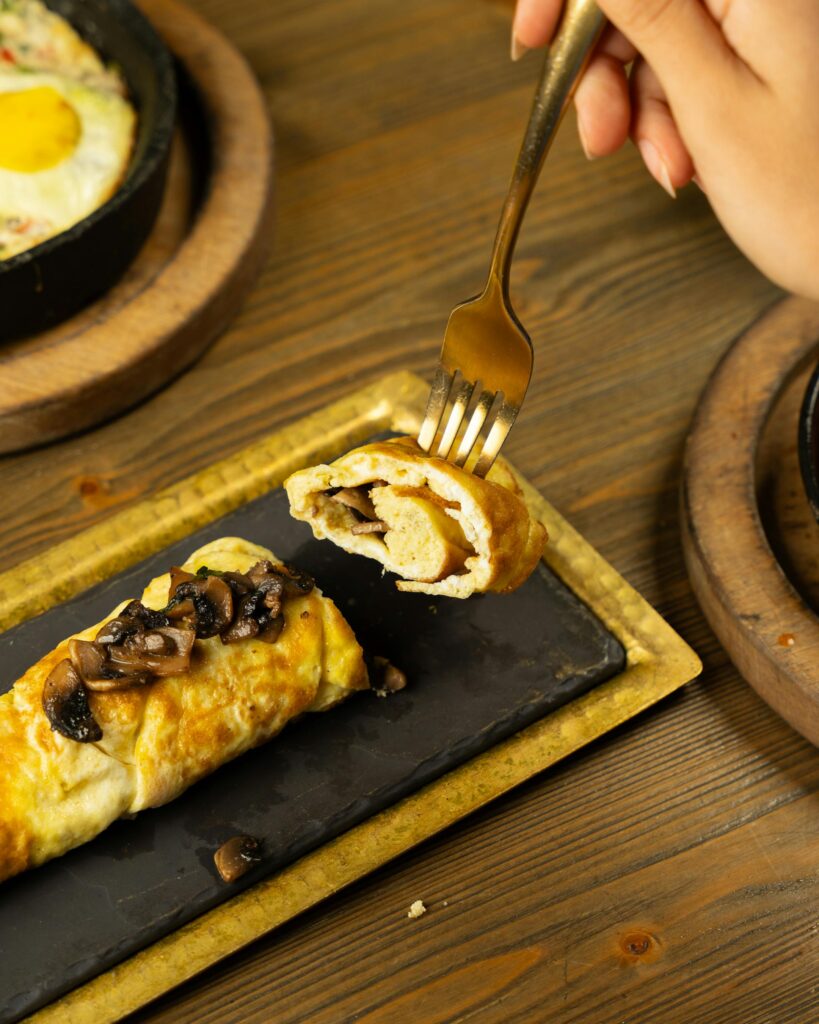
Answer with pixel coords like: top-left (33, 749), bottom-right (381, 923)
top-left (798, 361), bottom-right (819, 522)
top-left (0, 0), bottom-right (176, 341)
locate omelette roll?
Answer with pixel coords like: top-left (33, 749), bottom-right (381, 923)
top-left (285, 437), bottom-right (547, 598)
top-left (0, 537), bottom-right (368, 884)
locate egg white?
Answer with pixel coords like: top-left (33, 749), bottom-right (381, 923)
top-left (0, 70), bottom-right (136, 241)
top-left (0, 0), bottom-right (128, 94)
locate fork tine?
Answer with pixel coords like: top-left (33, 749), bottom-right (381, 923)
top-left (417, 367), bottom-right (453, 452)
top-left (472, 400), bottom-right (519, 477)
top-left (435, 376), bottom-right (475, 459)
top-left (454, 388), bottom-right (494, 467)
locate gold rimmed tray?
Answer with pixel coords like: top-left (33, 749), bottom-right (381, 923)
top-left (0, 372), bottom-right (701, 1024)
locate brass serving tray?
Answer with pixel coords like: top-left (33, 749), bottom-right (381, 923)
top-left (0, 372), bottom-right (701, 1024)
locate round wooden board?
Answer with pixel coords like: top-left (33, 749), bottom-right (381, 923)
top-left (0, 0), bottom-right (274, 454)
top-left (682, 295), bottom-right (819, 745)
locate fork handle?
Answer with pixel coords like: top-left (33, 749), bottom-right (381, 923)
top-left (488, 0), bottom-right (605, 293)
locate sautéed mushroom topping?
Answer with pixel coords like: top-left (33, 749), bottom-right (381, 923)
top-left (42, 560), bottom-right (316, 743)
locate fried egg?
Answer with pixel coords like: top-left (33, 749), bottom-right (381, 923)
top-left (0, 0), bottom-right (136, 260)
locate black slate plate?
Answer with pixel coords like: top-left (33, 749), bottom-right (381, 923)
top-left (0, 487), bottom-right (624, 1023)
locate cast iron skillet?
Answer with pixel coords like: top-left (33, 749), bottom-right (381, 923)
top-left (798, 361), bottom-right (819, 522)
top-left (0, 0), bottom-right (176, 341)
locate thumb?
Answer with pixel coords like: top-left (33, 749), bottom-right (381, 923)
top-left (596, 0), bottom-right (738, 106)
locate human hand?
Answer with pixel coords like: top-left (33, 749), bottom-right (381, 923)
top-left (511, 0), bottom-right (819, 300)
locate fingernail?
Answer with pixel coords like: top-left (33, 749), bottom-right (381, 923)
top-left (692, 173), bottom-right (705, 192)
top-left (577, 115), bottom-right (596, 160)
top-left (511, 32), bottom-right (529, 61)
top-left (638, 139), bottom-right (676, 198)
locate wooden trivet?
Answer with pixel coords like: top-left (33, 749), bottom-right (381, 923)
top-left (682, 296), bottom-right (819, 745)
top-left (0, 0), bottom-right (274, 454)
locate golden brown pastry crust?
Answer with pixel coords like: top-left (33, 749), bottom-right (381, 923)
top-left (285, 438), bottom-right (547, 598)
top-left (0, 538), bottom-right (368, 884)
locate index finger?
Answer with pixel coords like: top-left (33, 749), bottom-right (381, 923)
top-left (512, 0), bottom-right (564, 51)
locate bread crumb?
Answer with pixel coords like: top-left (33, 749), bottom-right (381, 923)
top-left (442, 900), bottom-right (449, 907)
top-left (407, 899), bottom-right (426, 919)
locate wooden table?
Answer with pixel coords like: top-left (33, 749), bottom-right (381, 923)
top-left (5, 0), bottom-right (818, 1020)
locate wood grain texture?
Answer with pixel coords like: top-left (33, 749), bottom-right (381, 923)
top-left (4, 0), bottom-right (818, 1021)
top-left (682, 298), bottom-right (819, 746)
top-left (0, 0), bottom-right (274, 453)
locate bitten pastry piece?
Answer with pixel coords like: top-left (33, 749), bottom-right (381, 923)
top-left (0, 538), bottom-right (368, 884)
top-left (285, 438), bottom-right (547, 598)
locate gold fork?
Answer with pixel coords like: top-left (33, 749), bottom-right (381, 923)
top-left (417, 0), bottom-right (605, 476)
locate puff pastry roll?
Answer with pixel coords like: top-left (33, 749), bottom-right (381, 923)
top-left (0, 537), bottom-right (368, 884)
top-left (285, 437), bottom-right (547, 598)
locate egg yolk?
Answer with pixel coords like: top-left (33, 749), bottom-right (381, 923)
top-left (0, 86), bottom-right (81, 172)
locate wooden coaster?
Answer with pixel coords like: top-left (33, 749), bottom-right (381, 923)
top-left (682, 296), bottom-right (819, 745)
top-left (0, 0), bottom-right (274, 454)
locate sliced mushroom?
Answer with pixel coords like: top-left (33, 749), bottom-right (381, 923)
top-left (381, 662), bottom-right (407, 693)
top-left (68, 638), bottom-right (108, 681)
top-left (188, 564), bottom-right (246, 605)
top-left (329, 487), bottom-right (377, 520)
top-left (168, 566), bottom-right (196, 598)
top-left (246, 559), bottom-right (276, 587)
top-left (163, 591), bottom-right (197, 624)
top-left (370, 655), bottom-right (408, 697)
top-left (165, 567), bottom-right (200, 622)
top-left (197, 576), bottom-right (234, 633)
top-left (95, 615), bottom-right (140, 646)
top-left (70, 637), bottom-right (153, 690)
top-left (84, 671), bottom-right (152, 693)
top-left (276, 564), bottom-right (315, 596)
top-left (107, 626), bottom-right (195, 676)
top-left (220, 591), bottom-right (262, 644)
top-left (220, 570), bottom-right (255, 596)
top-left (214, 834), bottom-right (262, 883)
top-left (95, 601), bottom-right (170, 645)
top-left (166, 576), bottom-right (234, 638)
top-left (42, 659), bottom-right (102, 743)
top-left (118, 600), bottom-right (171, 631)
top-left (257, 614), bottom-right (285, 644)
top-left (220, 617), bottom-right (259, 644)
top-left (255, 575), bottom-right (285, 618)
top-left (351, 520), bottom-right (388, 535)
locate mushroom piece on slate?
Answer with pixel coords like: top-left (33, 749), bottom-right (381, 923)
top-left (214, 834), bottom-right (262, 882)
